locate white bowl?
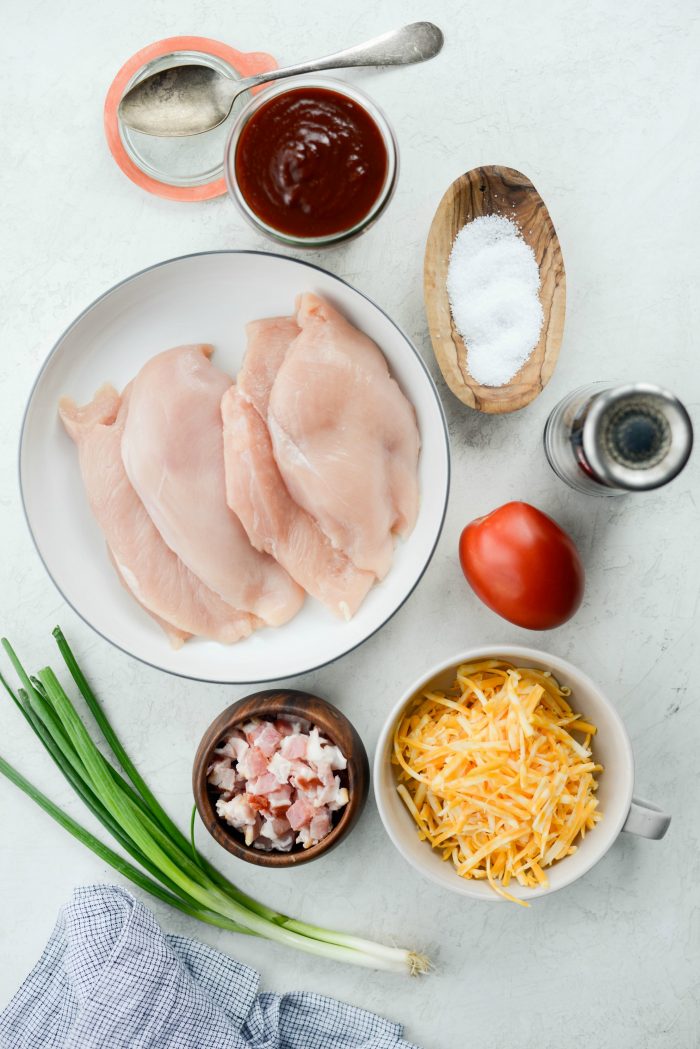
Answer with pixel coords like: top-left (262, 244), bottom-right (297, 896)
top-left (19, 251), bottom-right (449, 684)
top-left (373, 645), bottom-right (671, 902)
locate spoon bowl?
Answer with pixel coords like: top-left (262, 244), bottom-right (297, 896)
top-left (119, 64), bottom-right (243, 138)
top-left (424, 165), bottom-right (566, 414)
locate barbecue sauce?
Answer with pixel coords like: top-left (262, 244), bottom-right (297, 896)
top-left (235, 87), bottom-right (388, 238)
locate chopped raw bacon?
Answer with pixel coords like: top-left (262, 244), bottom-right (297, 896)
top-left (215, 735), bottom-right (249, 762)
top-left (317, 776), bottom-right (345, 807)
top-left (237, 745), bottom-right (268, 780)
top-left (265, 815), bottom-right (292, 838)
top-left (280, 734), bottom-right (307, 760)
top-left (314, 760), bottom-right (335, 788)
top-left (216, 794), bottom-right (256, 828)
top-left (248, 772), bottom-right (280, 795)
top-left (248, 794), bottom-right (270, 813)
top-left (245, 814), bottom-right (262, 846)
top-left (322, 745), bottom-right (347, 771)
top-left (211, 716), bottom-right (349, 851)
top-left (286, 795), bottom-right (315, 830)
top-left (289, 760), bottom-right (322, 791)
top-left (274, 718), bottom-right (295, 738)
top-left (329, 786), bottom-right (349, 812)
top-left (268, 751), bottom-right (293, 783)
top-left (305, 728), bottom-right (326, 764)
top-left (249, 720), bottom-right (282, 756)
top-left (309, 809), bottom-right (331, 842)
top-left (207, 759), bottom-right (238, 793)
top-left (207, 757), bottom-right (227, 775)
top-left (267, 784), bottom-right (292, 810)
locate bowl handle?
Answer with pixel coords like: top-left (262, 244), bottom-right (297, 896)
top-left (622, 795), bottom-right (671, 839)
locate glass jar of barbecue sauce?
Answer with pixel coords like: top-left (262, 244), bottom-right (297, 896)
top-left (224, 77), bottom-right (398, 247)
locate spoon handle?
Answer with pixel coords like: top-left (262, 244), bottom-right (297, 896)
top-left (233, 22), bottom-right (443, 96)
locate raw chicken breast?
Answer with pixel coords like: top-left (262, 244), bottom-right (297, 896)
top-left (121, 345), bottom-right (303, 627)
top-left (107, 547), bottom-right (191, 650)
top-left (238, 317), bottom-right (299, 416)
top-left (268, 294), bottom-right (420, 579)
top-left (221, 320), bottom-right (375, 619)
top-left (59, 384), bottom-right (258, 645)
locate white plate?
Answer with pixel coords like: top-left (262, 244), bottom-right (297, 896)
top-left (20, 251), bottom-right (450, 683)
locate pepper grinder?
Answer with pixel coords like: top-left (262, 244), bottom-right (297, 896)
top-left (544, 382), bottom-right (693, 496)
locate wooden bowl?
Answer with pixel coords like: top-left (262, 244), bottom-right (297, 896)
top-left (192, 689), bottom-right (370, 867)
top-left (424, 164), bottom-right (566, 414)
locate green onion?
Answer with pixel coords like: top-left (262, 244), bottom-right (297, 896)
top-left (0, 630), bottom-right (428, 975)
top-left (0, 753), bottom-right (249, 935)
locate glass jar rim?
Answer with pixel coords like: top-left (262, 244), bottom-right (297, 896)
top-left (223, 76), bottom-right (399, 247)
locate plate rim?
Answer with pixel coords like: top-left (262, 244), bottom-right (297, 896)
top-left (18, 249), bottom-right (451, 684)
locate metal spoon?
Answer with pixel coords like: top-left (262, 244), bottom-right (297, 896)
top-left (118, 22), bottom-right (444, 137)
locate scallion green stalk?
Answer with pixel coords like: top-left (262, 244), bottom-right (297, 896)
top-left (0, 631), bottom-right (428, 975)
top-left (0, 753), bottom-right (250, 935)
top-left (50, 630), bottom-right (285, 923)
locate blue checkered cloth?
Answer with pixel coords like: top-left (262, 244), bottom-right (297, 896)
top-left (0, 885), bottom-right (421, 1049)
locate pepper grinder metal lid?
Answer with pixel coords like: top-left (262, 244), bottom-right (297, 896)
top-left (544, 382), bottom-right (694, 495)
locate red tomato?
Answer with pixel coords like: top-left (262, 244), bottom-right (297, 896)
top-left (459, 502), bottom-right (584, 630)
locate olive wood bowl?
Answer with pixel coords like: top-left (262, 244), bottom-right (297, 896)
top-left (193, 689), bottom-right (370, 868)
top-left (424, 164), bottom-right (566, 413)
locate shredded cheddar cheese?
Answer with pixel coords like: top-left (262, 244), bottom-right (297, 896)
top-left (393, 660), bottom-right (603, 905)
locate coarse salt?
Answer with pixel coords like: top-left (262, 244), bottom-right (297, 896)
top-left (446, 214), bottom-right (543, 387)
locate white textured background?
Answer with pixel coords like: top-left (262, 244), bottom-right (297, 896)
top-left (1, 2), bottom-right (699, 1046)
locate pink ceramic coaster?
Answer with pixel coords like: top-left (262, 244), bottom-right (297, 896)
top-left (104, 36), bottom-right (277, 201)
